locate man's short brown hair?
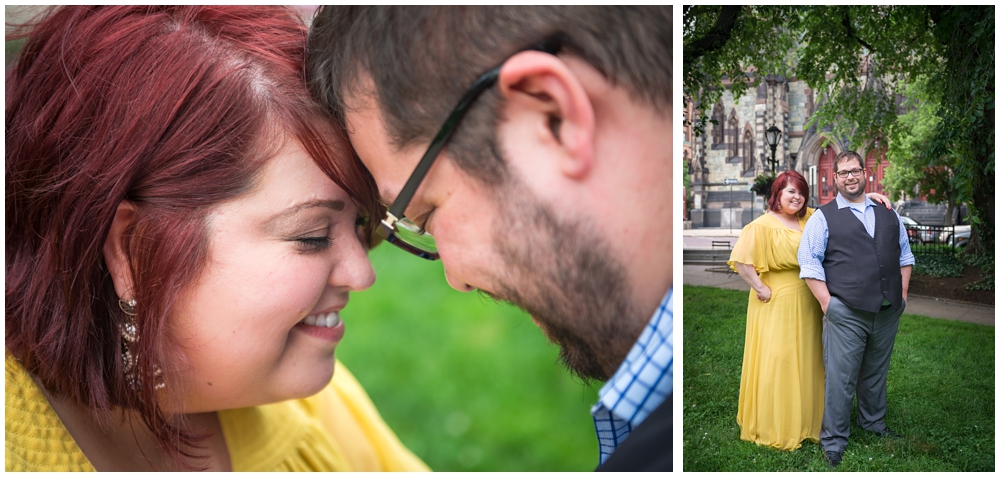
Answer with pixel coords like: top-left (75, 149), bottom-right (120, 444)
top-left (833, 150), bottom-right (865, 172)
top-left (307, 6), bottom-right (671, 185)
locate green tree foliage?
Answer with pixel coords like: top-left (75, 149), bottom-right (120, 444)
top-left (882, 78), bottom-right (968, 226)
top-left (684, 5), bottom-right (995, 252)
top-left (922, 6), bottom-right (994, 253)
top-left (682, 5), bottom-right (799, 136)
top-left (798, 6), bottom-right (941, 148)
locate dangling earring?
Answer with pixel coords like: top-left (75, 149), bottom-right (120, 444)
top-left (118, 297), bottom-right (165, 390)
top-left (119, 297), bottom-right (137, 338)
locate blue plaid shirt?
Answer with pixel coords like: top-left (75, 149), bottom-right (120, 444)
top-left (798, 193), bottom-right (915, 281)
top-left (591, 288), bottom-right (672, 465)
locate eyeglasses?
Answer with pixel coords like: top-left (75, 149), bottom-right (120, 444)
top-left (835, 168), bottom-right (865, 179)
top-left (378, 34), bottom-right (565, 260)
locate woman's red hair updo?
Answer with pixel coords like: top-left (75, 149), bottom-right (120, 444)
top-left (5, 6), bottom-right (380, 467)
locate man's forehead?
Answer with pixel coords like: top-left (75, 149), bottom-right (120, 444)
top-left (836, 158), bottom-right (861, 169)
top-left (341, 70), bottom-right (379, 114)
top-left (342, 79), bottom-right (411, 205)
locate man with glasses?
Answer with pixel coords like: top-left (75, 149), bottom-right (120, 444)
top-left (798, 150), bottom-right (914, 468)
top-left (306, 6), bottom-right (671, 471)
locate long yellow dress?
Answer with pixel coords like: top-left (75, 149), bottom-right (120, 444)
top-left (5, 352), bottom-right (429, 471)
top-left (727, 209), bottom-right (824, 450)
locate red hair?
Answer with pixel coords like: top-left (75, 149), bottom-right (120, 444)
top-left (768, 170), bottom-right (809, 218)
top-left (5, 6), bottom-right (380, 468)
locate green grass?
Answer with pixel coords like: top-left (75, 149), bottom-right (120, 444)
top-left (683, 285), bottom-right (995, 471)
top-left (336, 245), bottom-right (600, 471)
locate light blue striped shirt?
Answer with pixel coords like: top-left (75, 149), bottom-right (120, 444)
top-left (798, 193), bottom-right (915, 282)
top-left (591, 288), bottom-right (672, 465)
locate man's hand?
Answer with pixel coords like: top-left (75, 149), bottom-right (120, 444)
top-left (804, 278), bottom-right (831, 314)
top-left (901, 265), bottom-right (912, 303)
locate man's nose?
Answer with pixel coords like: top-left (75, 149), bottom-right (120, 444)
top-left (444, 268), bottom-right (476, 292)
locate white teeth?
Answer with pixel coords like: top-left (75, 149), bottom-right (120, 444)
top-left (301, 311), bottom-right (340, 328)
top-left (326, 312), bottom-right (340, 327)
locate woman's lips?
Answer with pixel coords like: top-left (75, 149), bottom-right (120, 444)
top-left (295, 310), bottom-right (345, 342)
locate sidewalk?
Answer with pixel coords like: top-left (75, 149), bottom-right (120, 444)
top-left (682, 227), bottom-right (740, 251)
top-left (681, 228), bottom-right (995, 327)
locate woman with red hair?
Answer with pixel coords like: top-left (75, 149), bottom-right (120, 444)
top-left (6, 6), bottom-right (426, 471)
top-left (726, 171), bottom-right (888, 450)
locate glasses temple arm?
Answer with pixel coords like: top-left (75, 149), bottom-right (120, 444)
top-left (386, 68), bottom-right (501, 221)
top-left (385, 32), bottom-right (564, 222)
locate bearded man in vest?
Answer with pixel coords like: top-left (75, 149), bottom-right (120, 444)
top-left (797, 150), bottom-right (914, 468)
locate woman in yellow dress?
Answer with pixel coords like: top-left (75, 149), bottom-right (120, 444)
top-left (729, 170), bottom-right (823, 450)
top-left (728, 171), bottom-right (888, 450)
top-left (6, 6), bottom-right (427, 471)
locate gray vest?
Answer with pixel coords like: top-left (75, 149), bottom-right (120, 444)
top-left (819, 200), bottom-right (903, 313)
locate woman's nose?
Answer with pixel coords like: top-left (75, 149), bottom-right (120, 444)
top-left (331, 235), bottom-right (376, 291)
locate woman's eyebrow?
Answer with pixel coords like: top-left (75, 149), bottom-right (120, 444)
top-left (264, 199), bottom-right (346, 230)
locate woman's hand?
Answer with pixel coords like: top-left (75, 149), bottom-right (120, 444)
top-left (867, 192), bottom-right (893, 209)
top-left (756, 286), bottom-right (772, 303)
top-left (735, 262), bottom-right (772, 304)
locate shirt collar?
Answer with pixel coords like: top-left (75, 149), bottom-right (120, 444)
top-left (594, 288), bottom-right (673, 426)
top-left (835, 192), bottom-right (873, 209)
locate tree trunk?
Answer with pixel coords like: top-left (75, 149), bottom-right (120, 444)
top-left (965, 105), bottom-right (995, 256)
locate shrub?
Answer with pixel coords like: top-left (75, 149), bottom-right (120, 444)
top-left (912, 253), bottom-right (964, 277)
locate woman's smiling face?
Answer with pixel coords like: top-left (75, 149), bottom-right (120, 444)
top-left (164, 137), bottom-right (375, 413)
top-left (778, 183), bottom-right (805, 215)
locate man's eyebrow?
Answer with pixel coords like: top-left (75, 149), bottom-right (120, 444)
top-left (265, 199), bottom-right (346, 228)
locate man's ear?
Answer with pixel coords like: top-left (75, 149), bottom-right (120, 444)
top-left (497, 51), bottom-right (595, 179)
top-left (103, 201), bottom-right (138, 300)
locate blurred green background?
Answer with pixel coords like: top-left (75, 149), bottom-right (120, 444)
top-left (338, 245), bottom-right (600, 471)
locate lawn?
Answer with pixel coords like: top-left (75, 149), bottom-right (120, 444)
top-left (683, 285), bottom-right (995, 472)
top-left (336, 245), bottom-right (600, 471)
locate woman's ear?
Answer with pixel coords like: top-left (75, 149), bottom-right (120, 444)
top-left (497, 50), bottom-right (595, 180)
top-left (103, 201), bottom-right (138, 299)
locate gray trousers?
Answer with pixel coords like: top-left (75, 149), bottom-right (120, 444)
top-left (820, 296), bottom-right (905, 453)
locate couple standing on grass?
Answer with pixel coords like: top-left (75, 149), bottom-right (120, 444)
top-left (728, 151), bottom-right (914, 468)
top-left (6, 6), bottom-right (670, 471)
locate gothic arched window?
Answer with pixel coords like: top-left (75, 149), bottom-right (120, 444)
top-left (728, 110), bottom-right (739, 159)
top-left (742, 128), bottom-right (755, 173)
top-left (711, 102), bottom-right (725, 148)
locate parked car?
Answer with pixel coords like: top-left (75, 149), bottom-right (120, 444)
top-left (945, 225), bottom-right (971, 248)
top-left (899, 216), bottom-right (936, 244)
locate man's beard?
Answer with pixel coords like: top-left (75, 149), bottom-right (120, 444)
top-left (487, 180), bottom-right (645, 383)
top-left (837, 178), bottom-right (865, 200)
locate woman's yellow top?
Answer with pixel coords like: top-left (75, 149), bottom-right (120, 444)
top-left (5, 353), bottom-right (429, 471)
top-left (727, 208), bottom-right (816, 274)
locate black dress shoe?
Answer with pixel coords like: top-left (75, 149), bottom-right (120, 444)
top-left (873, 427), bottom-right (902, 439)
top-left (825, 450), bottom-right (843, 468)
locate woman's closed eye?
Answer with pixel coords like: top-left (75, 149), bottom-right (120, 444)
top-left (295, 234), bottom-right (333, 252)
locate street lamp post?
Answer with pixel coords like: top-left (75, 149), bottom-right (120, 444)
top-left (765, 125), bottom-right (782, 175)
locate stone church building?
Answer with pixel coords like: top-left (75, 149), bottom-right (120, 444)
top-left (683, 75), bottom-right (891, 228)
